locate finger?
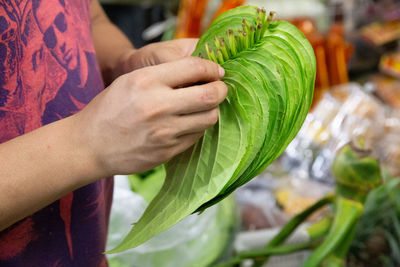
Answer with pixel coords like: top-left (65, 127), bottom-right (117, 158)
top-left (173, 107), bottom-right (219, 137)
top-left (171, 132), bottom-right (205, 156)
top-left (150, 57), bottom-right (225, 88)
top-left (160, 39), bottom-right (199, 59)
top-left (172, 38), bottom-right (199, 56)
top-left (169, 81), bottom-right (228, 115)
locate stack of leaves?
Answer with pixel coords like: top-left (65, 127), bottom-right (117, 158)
top-left (108, 5), bottom-right (316, 253)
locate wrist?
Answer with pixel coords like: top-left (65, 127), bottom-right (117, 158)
top-left (62, 115), bottom-right (107, 183)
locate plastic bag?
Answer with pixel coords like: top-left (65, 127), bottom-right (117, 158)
top-left (283, 83), bottom-right (385, 183)
top-left (106, 175), bottom-right (236, 267)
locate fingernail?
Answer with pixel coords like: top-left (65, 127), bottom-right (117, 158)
top-left (218, 66), bottom-right (225, 77)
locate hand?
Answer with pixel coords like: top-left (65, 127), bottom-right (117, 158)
top-left (74, 56), bottom-right (227, 176)
top-left (119, 39), bottom-right (199, 74)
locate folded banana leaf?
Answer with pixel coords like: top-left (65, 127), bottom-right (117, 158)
top-left (108, 5), bottom-right (316, 253)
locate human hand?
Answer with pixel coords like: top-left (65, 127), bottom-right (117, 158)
top-left (74, 56), bottom-right (227, 176)
top-left (119, 39), bottom-right (199, 74)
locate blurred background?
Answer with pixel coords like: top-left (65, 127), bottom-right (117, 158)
top-left (102, 1), bottom-right (400, 266)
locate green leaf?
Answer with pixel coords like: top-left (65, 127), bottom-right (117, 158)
top-left (108, 5), bottom-right (316, 253)
top-left (127, 165), bottom-right (166, 203)
top-left (332, 144), bottom-right (382, 202)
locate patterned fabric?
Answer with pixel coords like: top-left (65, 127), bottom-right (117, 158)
top-left (0, 0), bottom-right (113, 266)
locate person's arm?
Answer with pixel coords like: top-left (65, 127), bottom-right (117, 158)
top-left (0, 1), bottom-right (227, 231)
top-left (90, 0), bottom-right (135, 84)
top-left (0, 115), bottom-right (101, 230)
top-left (90, 0), bottom-right (199, 83)
top-left (0, 56), bottom-right (227, 231)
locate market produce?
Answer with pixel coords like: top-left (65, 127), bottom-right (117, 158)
top-left (108, 5), bottom-right (316, 253)
top-left (347, 176), bottom-right (400, 266)
top-left (303, 143), bottom-right (381, 266)
top-left (217, 142), bottom-right (384, 267)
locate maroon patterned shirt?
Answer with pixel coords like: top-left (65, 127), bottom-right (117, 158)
top-left (0, 0), bottom-right (113, 266)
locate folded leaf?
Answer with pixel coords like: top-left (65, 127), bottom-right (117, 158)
top-left (108, 5), bottom-right (316, 253)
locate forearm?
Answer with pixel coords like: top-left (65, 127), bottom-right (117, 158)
top-left (91, 0), bottom-right (135, 84)
top-left (0, 116), bottom-right (101, 230)
top-left (90, 1), bottom-right (200, 86)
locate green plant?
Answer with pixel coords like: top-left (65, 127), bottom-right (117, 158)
top-left (108, 5), bottom-right (316, 253)
top-left (127, 165), bottom-right (166, 203)
top-left (216, 142), bottom-right (385, 267)
top-left (347, 177), bottom-right (400, 266)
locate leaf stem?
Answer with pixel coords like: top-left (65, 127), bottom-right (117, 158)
top-left (254, 194), bottom-right (334, 266)
top-left (260, 8), bottom-right (266, 23)
top-left (227, 29), bottom-right (237, 57)
top-left (214, 36), bottom-right (222, 50)
top-left (242, 19), bottom-right (251, 34)
top-left (249, 25), bottom-right (255, 46)
top-left (307, 216), bottom-right (333, 240)
top-left (255, 23), bottom-right (262, 42)
top-left (302, 197), bottom-right (363, 267)
top-left (206, 43), bottom-right (218, 63)
top-left (219, 38), bottom-right (230, 60)
top-left (236, 31), bottom-right (243, 51)
top-left (217, 49), bottom-right (225, 64)
top-left (243, 32), bottom-right (249, 50)
top-left (214, 241), bottom-right (316, 267)
top-left (267, 194), bottom-right (334, 247)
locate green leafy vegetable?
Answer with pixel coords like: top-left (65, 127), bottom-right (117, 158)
top-left (108, 5), bottom-right (316, 253)
top-left (128, 165), bottom-right (166, 203)
top-left (348, 178), bottom-right (400, 266)
top-left (217, 143), bottom-right (385, 267)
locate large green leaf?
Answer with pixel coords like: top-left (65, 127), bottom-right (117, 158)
top-left (108, 5), bottom-right (316, 253)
